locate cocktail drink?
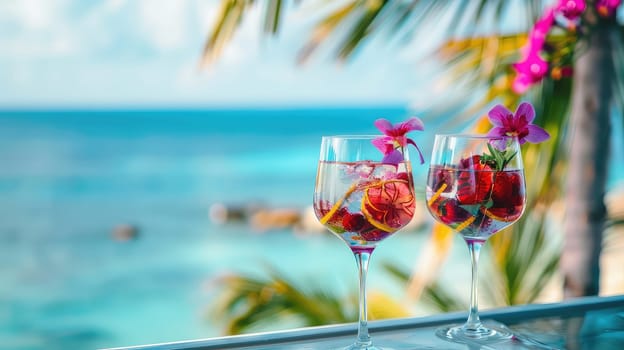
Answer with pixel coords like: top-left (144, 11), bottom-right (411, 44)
top-left (427, 164), bottom-right (525, 240)
top-left (426, 134), bottom-right (526, 343)
top-left (315, 160), bottom-right (415, 251)
top-left (314, 135), bottom-right (416, 350)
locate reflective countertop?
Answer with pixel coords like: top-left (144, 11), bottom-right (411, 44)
top-left (107, 295), bottom-right (624, 350)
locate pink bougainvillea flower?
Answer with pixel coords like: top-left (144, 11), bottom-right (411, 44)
top-left (373, 117), bottom-right (425, 165)
top-left (486, 102), bottom-right (550, 145)
top-left (511, 54), bottom-right (549, 94)
top-left (596, 0), bottom-right (621, 17)
top-left (512, 51), bottom-right (549, 94)
top-left (513, 52), bottom-right (549, 82)
top-left (556, 0), bottom-right (587, 20)
top-left (513, 7), bottom-right (555, 94)
top-left (527, 6), bottom-right (556, 52)
top-left (512, 73), bottom-right (533, 95)
top-left (534, 7), bottom-right (556, 35)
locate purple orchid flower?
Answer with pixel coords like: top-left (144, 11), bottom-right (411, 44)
top-left (373, 117), bottom-right (425, 165)
top-left (486, 102), bottom-right (550, 145)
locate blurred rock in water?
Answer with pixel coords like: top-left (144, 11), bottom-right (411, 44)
top-left (250, 208), bottom-right (301, 233)
top-left (112, 224), bottom-right (139, 242)
top-left (294, 206), bottom-right (326, 235)
top-left (209, 203), bottom-right (246, 225)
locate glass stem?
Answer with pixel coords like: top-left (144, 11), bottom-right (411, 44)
top-left (353, 250), bottom-right (373, 347)
top-left (464, 239), bottom-right (484, 331)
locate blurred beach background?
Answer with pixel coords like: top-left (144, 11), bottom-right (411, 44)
top-left (1, 1), bottom-right (623, 350)
top-left (0, 110), bottom-right (434, 349)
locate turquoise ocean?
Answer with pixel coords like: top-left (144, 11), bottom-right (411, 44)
top-left (0, 108), bottom-right (622, 350)
top-left (0, 108), bottom-right (436, 350)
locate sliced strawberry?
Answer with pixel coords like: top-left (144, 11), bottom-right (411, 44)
top-left (491, 172), bottom-right (525, 206)
top-left (437, 198), bottom-right (472, 225)
top-left (314, 201), bottom-right (349, 229)
top-left (395, 172), bottom-right (410, 182)
top-left (485, 171), bottom-right (525, 222)
top-left (429, 167), bottom-right (454, 192)
top-left (359, 226), bottom-right (391, 241)
top-left (342, 212), bottom-right (366, 232)
top-left (456, 155), bottom-right (494, 205)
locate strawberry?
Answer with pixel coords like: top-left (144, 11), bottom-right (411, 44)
top-left (430, 167), bottom-right (454, 193)
top-left (395, 172), bottom-right (410, 182)
top-left (314, 201), bottom-right (349, 229)
top-left (491, 172), bottom-right (525, 206)
top-left (436, 198), bottom-right (472, 225)
top-left (342, 212), bottom-right (366, 232)
top-left (359, 225), bottom-right (391, 241)
top-left (485, 171), bottom-right (525, 222)
top-left (456, 155), bottom-right (494, 205)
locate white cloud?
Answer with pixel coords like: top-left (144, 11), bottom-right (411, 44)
top-left (0, 0), bottom-right (78, 58)
top-left (137, 0), bottom-right (191, 51)
top-left (0, 0), bottom-right (426, 108)
top-left (2, 0), bottom-right (63, 30)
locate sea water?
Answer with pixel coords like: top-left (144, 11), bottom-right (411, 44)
top-left (0, 108), bottom-right (431, 350)
top-left (0, 108), bottom-right (621, 350)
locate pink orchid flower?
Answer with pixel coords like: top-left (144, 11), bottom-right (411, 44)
top-left (596, 0), bottom-right (621, 17)
top-left (486, 102), bottom-right (550, 145)
top-left (373, 117), bottom-right (425, 165)
top-left (512, 7), bottom-right (555, 94)
top-left (512, 51), bottom-right (549, 94)
top-left (557, 0), bottom-right (586, 20)
top-left (512, 73), bottom-right (534, 95)
top-left (529, 7), bottom-right (555, 50)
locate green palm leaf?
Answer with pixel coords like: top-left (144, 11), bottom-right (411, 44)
top-left (210, 267), bottom-right (354, 334)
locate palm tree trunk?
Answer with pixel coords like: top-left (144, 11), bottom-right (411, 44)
top-left (562, 16), bottom-right (615, 298)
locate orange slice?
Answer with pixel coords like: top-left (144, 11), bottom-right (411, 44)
top-left (361, 179), bottom-right (415, 232)
top-left (427, 183), bottom-right (447, 207)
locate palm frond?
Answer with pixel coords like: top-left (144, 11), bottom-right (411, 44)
top-left (210, 268), bottom-right (353, 335)
top-left (404, 222), bottom-right (454, 301)
top-left (202, 0), bottom-right (290, 66)
top-left (202, 0), bottom-right (252, 67)
top-left (381, 262), bottom-right (465, 313)
top-left (296, 1), bottom-right (359, 64)
top-left (421, 283), bottom-right (466, 313)
top-left (263, 0), bottom-right (283, 34)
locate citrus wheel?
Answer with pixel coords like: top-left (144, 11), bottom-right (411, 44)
top-left (361, 179), bottom-right (415, 232)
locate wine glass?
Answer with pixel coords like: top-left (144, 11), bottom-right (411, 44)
top-left (313, 136), bottom-right (416, 350)
top-left (425, 134), bottom-right (526, 343)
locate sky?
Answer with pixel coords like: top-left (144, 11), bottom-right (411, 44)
top-left (0, 0), bottom-right (440, 109)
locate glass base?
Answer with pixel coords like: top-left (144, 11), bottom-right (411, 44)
top-left (436, 321), bottom-right (513, 344)
top-left (341, 345), bottom-right (387, 350)
top-left (340, 340), bottom-right (389, 350)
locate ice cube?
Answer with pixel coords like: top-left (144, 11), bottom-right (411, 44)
top-left (353, 162), bottom-right (375, 178)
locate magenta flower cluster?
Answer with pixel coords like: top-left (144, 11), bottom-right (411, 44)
top-left (512, 0), bottom-right (621, 94)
